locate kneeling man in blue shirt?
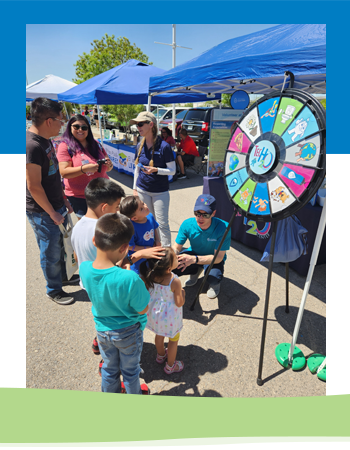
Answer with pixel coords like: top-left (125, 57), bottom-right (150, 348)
top-left (172, 194), bottom-right (231, 299)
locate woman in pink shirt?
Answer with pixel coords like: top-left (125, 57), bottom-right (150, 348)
top-left (56, 114), bottom-right (113, 218)
top-left (161, 127), bottom-right (176, 147)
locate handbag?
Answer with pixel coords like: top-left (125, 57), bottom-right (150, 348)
top-left (59, 213), bottom-right (78, 280)
top-left (260, 215), bottom-right (308, 263)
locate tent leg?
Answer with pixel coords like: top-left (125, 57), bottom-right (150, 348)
top-left (285, 263), bottom-right (289, 313)
top-left (288, 199), bottom-right (326, 364)
top-left (190, 209), bottom-right (237, 311)
top-left (97, 105), bottom-right (103, 143)
top-left (257, 220), bottom-right (278, 386)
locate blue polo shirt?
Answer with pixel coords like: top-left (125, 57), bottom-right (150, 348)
top-left (175, 217), bottom-right (231, 262)
top-left (136, 137), bottom-right (174, 193)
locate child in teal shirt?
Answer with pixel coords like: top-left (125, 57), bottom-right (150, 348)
top-left (80, 213), bottom-right (150, 395)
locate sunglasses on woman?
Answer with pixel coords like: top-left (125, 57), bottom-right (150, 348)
top-left (194, 211), bottom-right (212, 219)
top-left (72, 124), bottom-right (89, 131)
top-left (136, 121), bottom-right (150, 128)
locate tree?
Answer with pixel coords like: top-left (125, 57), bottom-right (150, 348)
top-left (73, 34), bottom-right (152, 84)
top-left (221, 94), bottom-right (231, 107)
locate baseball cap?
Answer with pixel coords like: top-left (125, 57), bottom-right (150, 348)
top-left (194, 194), bottom-right (216, 214)
top-left (130, 111), bottom-right (157, 126)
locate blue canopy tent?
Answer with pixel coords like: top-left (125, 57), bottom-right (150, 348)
top-left (57, 59), bottom-right (219, 105)
top-left (149, 24), bottom-right (326, 97)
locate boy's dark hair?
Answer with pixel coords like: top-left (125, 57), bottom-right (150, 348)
top-left (85, 178), bottom-right (125, 210)
top-left (139, 247), bottom-right (175, 290)
top-left (119, 195), bottom-right (141, 219)
top-left (94, 213), bottom-right (134, 252)
top-left (30, 97), bottom-right (63, 127)
top-left (179, 128), bottom-right (187, 137)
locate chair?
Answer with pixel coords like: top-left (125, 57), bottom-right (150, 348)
top-left (185, 145), bottom-right (208, 175)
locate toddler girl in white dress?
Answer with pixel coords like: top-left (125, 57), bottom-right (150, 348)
top-left (140, 247), bottom-right (185, 374)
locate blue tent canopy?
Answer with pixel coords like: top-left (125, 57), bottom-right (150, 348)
top-left (58, 59), bottom-right (219, 105)
top-left (149, 24), bottom-right (326, 97)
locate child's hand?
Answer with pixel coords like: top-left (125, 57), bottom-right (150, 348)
top-left (140, 246), bottom-right (166, 260)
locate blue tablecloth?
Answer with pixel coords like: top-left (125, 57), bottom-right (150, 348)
top-left (203, 176), bottom-right (326, 277)
top-left (102, 139), bottom-right (177, 183)
top-left (102, 140), bottom-right (137, 176)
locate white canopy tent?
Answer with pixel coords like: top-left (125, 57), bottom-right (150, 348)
top-left (26, 74), bottom-right (77, 101)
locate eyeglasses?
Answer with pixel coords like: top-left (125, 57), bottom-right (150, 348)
top-left (48, 117), bottom-right (65, 125)
top-left (194, 211), bottom-right (212, 219)
top-left (136, 121), bottom-right (150, 128)
top-left (72, 124), bottom-right (89, 131)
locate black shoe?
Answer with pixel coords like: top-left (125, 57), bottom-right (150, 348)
top-left (46, 290), bottom-right (74, 305)
top-left (62, 274), bottom-right (80, 286)
top-left (177, 173), bottom-right (187, 179)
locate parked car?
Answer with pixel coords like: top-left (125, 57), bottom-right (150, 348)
top-left (130, 107), bottom-right (188, 134)
top-left (159, 109), bottom-right (189, 138)
top-left (180, 107), bottom-right (217, 145)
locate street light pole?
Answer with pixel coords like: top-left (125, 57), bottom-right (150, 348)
top-left (155, 24), bottom-right (192, 138)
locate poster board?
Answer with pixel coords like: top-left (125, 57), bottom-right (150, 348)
top-left (208, 108), bottom-right (244, 176)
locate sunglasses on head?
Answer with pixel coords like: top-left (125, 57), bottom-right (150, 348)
top-left (72, 124), bottom-right (89, 131)
top-left (194, 211), bottom-right (212, 219)
top-left (136, 121), bottom-right (150, 128)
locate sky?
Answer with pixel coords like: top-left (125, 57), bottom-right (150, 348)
top-left (26, 23), bottom-right (278, 85)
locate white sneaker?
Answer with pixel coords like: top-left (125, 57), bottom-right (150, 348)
top-left (207, 284), bottom-right (220, 299)
top-left (184, 267), bottom-right (204, 287)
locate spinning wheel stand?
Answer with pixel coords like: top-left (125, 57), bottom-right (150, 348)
top-left (275, 198), bottom-right (326, 378)
top-left (191, 81), bottom-right (326, 386)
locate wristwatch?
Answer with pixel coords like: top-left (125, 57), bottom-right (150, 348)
top-left (194, 255), bottom-right (199, 264)
top-left (127, 255), bottom-right (133, 265)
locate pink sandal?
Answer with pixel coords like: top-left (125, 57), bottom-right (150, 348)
top-left (164, 360), bottom-right (184, 374)
top-left (156, 348), bottom-right (168, 364)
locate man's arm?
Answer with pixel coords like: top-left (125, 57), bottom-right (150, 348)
top-left (26, 163), bottom-right (65, 225)
top-left (173, 242), bottom-right (183, 255)
top-left (177, 250), bottom-right (226, 272)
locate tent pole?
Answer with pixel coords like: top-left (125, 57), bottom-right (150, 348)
top-left (147, 95), bottom-right (151, 112)
top-left (97, 105), bottom-right (103, 143)
top-left (257, 220), bottom-right (278, 386)
top-left (288, 198), bottom-right (326, 364)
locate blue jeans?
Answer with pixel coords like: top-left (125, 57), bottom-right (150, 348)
top-left (97, 323), bottom-right (143, 394)
top-left (173, 250), bottom-right (224, 286)
top-left (26, 205), bottom-right (67, 295)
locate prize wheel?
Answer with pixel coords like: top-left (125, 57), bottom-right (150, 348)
top-left (223, 88), bottom-right (326, 222)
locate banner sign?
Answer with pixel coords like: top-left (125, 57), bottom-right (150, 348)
top-left (208, 109), bottom-right (244, 177)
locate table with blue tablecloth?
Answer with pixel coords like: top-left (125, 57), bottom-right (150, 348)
top-left (203, 176), bottom-right (326, 277)
top-left (102, 140), bottom-right (137, 176)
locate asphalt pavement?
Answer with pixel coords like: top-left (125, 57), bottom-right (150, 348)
top-left (26, 131), bottom-right (326, 397)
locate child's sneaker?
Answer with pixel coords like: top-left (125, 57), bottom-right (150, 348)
top-left (92, 336), bottom-right (100, 355)
top-left (141, 383), bottom-right (151, 395)
top-left (98, 359), bottom-right (104, 376)
top-left (164, 360), bottom-right (184, 374)
top-left (156, 348), bottom-right (168, 364)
